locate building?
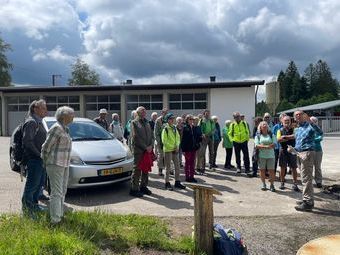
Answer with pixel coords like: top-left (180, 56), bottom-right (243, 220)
top-left (266, 81), bottom-right (280, 115)
top-left (0, 80), bottom-right (265, 136)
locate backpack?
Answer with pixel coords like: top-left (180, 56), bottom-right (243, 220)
top-left (213, 223), bottom-right (247, 255)
top-left (12, 119), bottom-right (39, 164)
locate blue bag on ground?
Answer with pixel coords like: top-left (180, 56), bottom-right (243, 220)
top-left (213, 223), bottom-right (247, 255)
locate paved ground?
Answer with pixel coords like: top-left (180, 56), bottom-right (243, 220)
top-left (0, 136), bottom-right (339, 255)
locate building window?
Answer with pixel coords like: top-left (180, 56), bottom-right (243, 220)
top-left (7, 96), bottom-right (40, 112)
top-left (126, 94), bottom-right (163, 111)
top-left (45, 96), bottom-right (80, 111)
top-left (169, 93), bottom-right (207, 110)
top-left (85, 95), bottom-right (121, 111)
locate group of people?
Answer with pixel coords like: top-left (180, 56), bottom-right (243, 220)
top-left (20, 101), bottom-right (324, 225)
top-left (105, 107), bottom-right (323, 212)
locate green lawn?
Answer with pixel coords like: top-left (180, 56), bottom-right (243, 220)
top-left (0, 212), bottom-right (194, 255)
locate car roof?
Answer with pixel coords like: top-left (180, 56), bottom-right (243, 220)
top-left (43, 117), bottom-right (94, 123)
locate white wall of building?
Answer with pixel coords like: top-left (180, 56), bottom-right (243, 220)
top-left (210, 87), bottom-right (255, 131)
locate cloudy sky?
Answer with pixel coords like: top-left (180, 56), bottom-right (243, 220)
top-left (1, 0), bottom-right (340, 94)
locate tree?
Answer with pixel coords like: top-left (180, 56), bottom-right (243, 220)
top-left (275, 99), bottom-right (295, 113)
top-left (68, 58), bottom-right (100, 86)
top-left (281, 61), bottom-right (300, 103)
top-left (277, 70), bottom-right (285, 100)
top-left (256, 100), bottom-right (271, 116)
top-left (0, 35), bottom-right (12, 87)
top-left (314, 60), bottom-right (338, 97)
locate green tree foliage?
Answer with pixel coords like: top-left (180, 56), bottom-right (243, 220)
top-left (275, 99), bottom-right (295, 113)
top-left (0, 35), bottom-right (12, 87)
top-left (256, 100), bottom-right (271, 116)
top-left (279, 60), bottom-right (339, 106)
top-left (280, 61), bottom-right (301, 103)
top-left (68, 58), bottom-right (100, 86)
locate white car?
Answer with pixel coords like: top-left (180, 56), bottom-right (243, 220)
top-left (21, 117), bottom-right (133, 189)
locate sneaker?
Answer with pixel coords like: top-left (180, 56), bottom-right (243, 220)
top-left (296, 200), bottom-right (314, 207)
top-left (270, 185), bottom-right (276, 192)
top-left (316, 183), bottom-right (322, 188)
top-left (293, 184), bottom-right (301, 192)
top-left (129, 189), bottom-right (144, 198)
top-left (261, 184), bottom-right (267, 191)
top-left (165, 182), bottom-right (173, 191)
top-left (174, 181), bottom-right (186, 189)
top-left (140, 186), bottom-right (152, 196)
top-left (295, 202), bottom-right (313, 212)
top-left (170, 170), bottom-right (174, 175)
top-left (191, 178), bottom-right (198, 183)
top-left (236, 168), bottom-right (241, 174)
top-left (280, 182), bottom-right (285, 190)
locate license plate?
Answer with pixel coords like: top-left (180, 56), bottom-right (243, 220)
top-left (98, 167), bottom-right (123, 176)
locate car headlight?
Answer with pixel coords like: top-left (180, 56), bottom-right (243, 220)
top-left (123, 145), bottom-right (133, 159)
top-left (70, 155), bottom-right (84, 165)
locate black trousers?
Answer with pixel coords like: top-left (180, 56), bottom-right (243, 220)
top-left (224, 148), bottom-right (233, 167)
top-left (233, 141), bottom-right (250, 172)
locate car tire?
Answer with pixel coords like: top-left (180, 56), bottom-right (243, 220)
top-left (9, 148), bottom-right (20, 172)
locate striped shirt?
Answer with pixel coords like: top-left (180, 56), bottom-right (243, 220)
top-left (41, 122), bottom-right (72, 167)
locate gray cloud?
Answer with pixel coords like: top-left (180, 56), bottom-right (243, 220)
top-left (1, 0), bottom-right (340, 85)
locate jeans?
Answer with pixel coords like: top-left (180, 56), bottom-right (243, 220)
top-left (22, 158), bottom-right (46, 212)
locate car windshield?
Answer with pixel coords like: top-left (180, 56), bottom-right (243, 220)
top-left (46, 120), bottom-right (113, 141)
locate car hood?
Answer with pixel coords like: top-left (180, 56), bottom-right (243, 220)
top-left (72, 139), bottom-right (127, 162)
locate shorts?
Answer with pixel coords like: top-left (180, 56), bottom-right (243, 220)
top-left (258, 157), bottom-right (275, 170)
top-left (279, 150), bottom-right (297, 168)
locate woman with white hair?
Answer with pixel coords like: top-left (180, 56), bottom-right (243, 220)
top-left (222, 120), bottom-right (234, 169)
top-left (255, 121), bottom-right (277, 192)
top-left (310, 116), bottom-right (324, 188)
top-left (41, 106), bottom-right (74, 224)
top-left (109, 113), bottom-right (124, 142)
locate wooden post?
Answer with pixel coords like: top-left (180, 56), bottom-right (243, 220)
top-left (186, 183), bottom-right (222, 255)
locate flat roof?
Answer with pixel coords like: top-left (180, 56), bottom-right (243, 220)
top-left (279, 99), bottom-right (340, 114)
top-left (0, 80), bottom-right (265, 93)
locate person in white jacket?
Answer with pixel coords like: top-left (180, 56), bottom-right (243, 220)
top-left (109, 113), bottom-right (124, 142)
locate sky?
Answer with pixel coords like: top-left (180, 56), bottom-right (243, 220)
top-left (1, 0), bottom-right (340, 100)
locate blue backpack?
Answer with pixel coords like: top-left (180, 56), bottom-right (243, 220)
top-left (213, 224), bottom-right (247, 255)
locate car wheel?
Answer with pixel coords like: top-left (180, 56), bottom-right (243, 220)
top-left (9, 148), bottom-right (20, 172)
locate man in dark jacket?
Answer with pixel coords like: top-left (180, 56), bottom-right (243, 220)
top-left (93, 108), bottom-right (109, 130)
top-left (130, 106), bottom-right (154, 197)
top-left (22, 99), bottom-right (48, 217)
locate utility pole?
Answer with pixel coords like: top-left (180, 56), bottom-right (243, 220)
top-left (52, 74), bottom-right (62, 86)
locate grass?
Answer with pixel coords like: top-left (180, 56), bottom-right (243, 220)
top-left (0, 212), bottom-right (194, 255)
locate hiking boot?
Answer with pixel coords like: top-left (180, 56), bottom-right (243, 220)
top-left (261, 184), bottom-right (267, 191)
top-left (296, 200), bottom-right (314, 207)
top-left (165, 182), bottom-right (173, 191)
top-left (158, 168), bottom-right (164, 176)
top-left (191, 178), bottom-right (198, 183)
top-left (293, 184), bottom-right (301, 192)
top-left (316, 183), bottom-right (322, 188)
top-left (280, 182), bottom-right (285, 190)
top-left (174, 181), bottom-right (186, 189)
top-left (270, 184), bottom-right (276, 192)
top-left (129, 190), bottom-right (144, 198)
top-left (295, 202), bottom-right (313, 212)
top-left (140, 186), bottom-right (152, 196)
top-left (170, 170), bottom-right (174, 175)
top-left (236, 168), bottom-right (241, 174)
top-left (230, 164), bottom-right (235, 169)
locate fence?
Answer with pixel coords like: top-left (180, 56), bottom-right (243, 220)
top-left (318, 117), bottom-right (340, 133)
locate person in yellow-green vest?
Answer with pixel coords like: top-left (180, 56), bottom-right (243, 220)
top-left (228, 111), bottom-right (251, 175)
top-left (197, 109), bottom-right (215, 173)
top-left (161, 113), bottom-right (186, 191)
top-left (222, 120), bottom-right (234, 169)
